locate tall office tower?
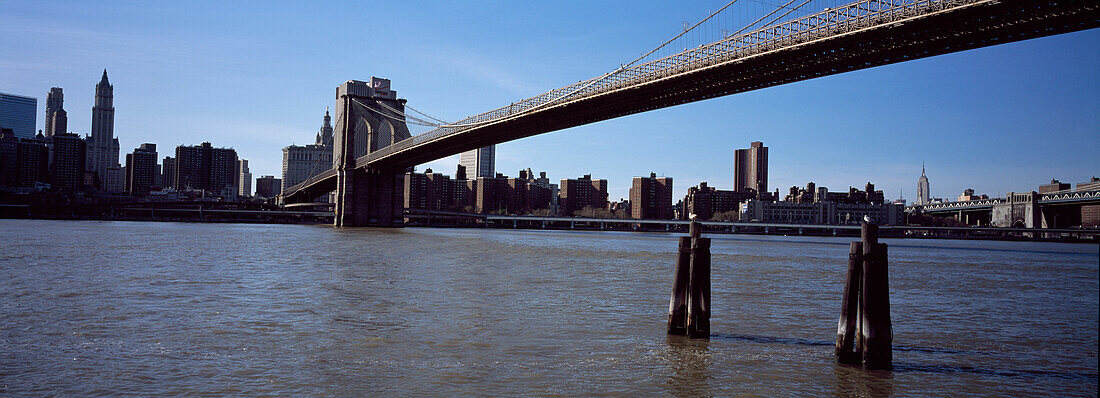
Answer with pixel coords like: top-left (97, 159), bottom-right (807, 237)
top-left (51, 133), bottom-right (86, 193)
top-left (733, 141), bottom-right (768, 196)
top-left (0, 92), bottom-right (37, 139)
top-left (44, 87), bottom-right (67, 138)
top-left (630, 172), bottom-right (674, 220)
top-left (87, 70), bottom-right (120, 188)
top-left (458, 145), bottom-right (495, 179)
top-left (238, 159), bottom-right (252, 197)
top-left (174, 142), bottom-right (238, 196)
top-left (125, 143), bottom-right (158, 196)
top-left (916, 163), bottom-right (930, 205)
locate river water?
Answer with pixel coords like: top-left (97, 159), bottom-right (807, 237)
top-left (1, 219), bottom-right (1096, 396)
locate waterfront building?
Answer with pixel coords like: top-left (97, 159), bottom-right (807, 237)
top-left (0, 130), bottom-right (48, 189)
top-left (425, 169), bottom-right (456, 210)
top-left (475, 175), bottom-right (508, 214)
top-left (19, 138), bottom-right (49, 189)
top-left (1038, 179), bottom-right (1071, 193)
top-left (44, 87), bottom-right (67, 139)
top-left (741, 199), bottom-right (904, 225)
top-left (174, 142), bottom-right (238, 197)
top-left (86, 70), bottom-right (120, 189)
top-left (957, 188), bottom-right (989, 202)
top-left (449, 165), bottom-right (475, 211)
top-left (733, 141), bottom-right (767, 196)
top-left (153, 163), bottom-right (162, 189)
top-left (0, 92), bottom-right (37, 139)
top-left (255, 175), bottom-right (282, 198)
top-left (105, 166), bottom-right (124, 193)
top-left (282, 111), bottom-right (334, 197)
top-left (401, 168), bottom-right (459, 211)
top-left (1077, 177), bottom-right (1100, 191)
top-left (0, 129), bottom-right (17, 187)
top-left (683, 182), bottom-right (755, 220)
top-left (238, 159), bottom-right (252, 197)
top-left (784, 182), bottom-right (885, 205)
top-left (630, 172), bottom-right (674, 220)
top-left (916, 164), bottom-right (930, 205)
top-left (51, 133), bottom-right (87, 193)
top-left (559, 174), bottom-right (608, 216)
top-left (745, 181), bottom-right (899, 225)
top-left (124, 144), bottom-right (158, 196)
top-left (459, 145), bottom-right (495, 179)
top-left (404, 171), bottom-right (428, 209)
top-left (161, 156), bottom-right (177, 189)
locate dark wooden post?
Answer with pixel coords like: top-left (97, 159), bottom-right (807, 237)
top-left (859, 222), bottom-right (893, 370)
top-left (668, 236), bottom-right (692, 335)
top-left (835, 241), bottom-right (863, 364)
top-left (689, 220), bottom-right (702, 239)
top-left (687, 237), bottom-right (711, 338)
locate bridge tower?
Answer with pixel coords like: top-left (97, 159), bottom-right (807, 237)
top-left (332, 78), bottom-right (412, 227)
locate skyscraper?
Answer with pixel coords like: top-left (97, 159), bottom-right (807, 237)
top-left (733, 141), bottom-right (768, 196)
top-left (44, 87), bottom-right (66, 138)
top-left (458, 145), bottom-right (495, 179)
top-left (916, 164), bottom-right (930, 205)
top-left (238, 159), bottom-right (252, 197)
top-left (87, 70), bottom-right (120, 188)
top-left (0, 92), bottom-right (37, 139)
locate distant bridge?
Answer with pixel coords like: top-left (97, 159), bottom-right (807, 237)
top-left (910, 189), bottom-right (1100, 228)
top-left (283, 0), bottom-right (1099, 226)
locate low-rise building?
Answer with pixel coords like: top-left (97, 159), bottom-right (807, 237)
top-left (683, 182), bottom-right (755, 220)
top-left (741, 199), bottom-right (905, 225)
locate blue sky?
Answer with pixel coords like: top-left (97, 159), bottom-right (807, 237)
top-left (2, 0), bottom-right (1097, 201)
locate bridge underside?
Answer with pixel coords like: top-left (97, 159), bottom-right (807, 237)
top-left (364, 0), bottom-right (1098, 170)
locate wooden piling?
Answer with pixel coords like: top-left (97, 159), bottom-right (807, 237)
top-left (668, 236), bottom-right (693, 335)
top-left (687, 237), bottom-right (711, 338)
top-left (835, 241), bottom-right (863, 364)
top-left (859, 222), bottom-right (893, 370)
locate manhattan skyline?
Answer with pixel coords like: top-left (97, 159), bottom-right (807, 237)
top-left (2, 1), bottom-right (1097, 201)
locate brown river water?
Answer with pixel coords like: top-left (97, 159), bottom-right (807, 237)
top-left (1, 219), bottom-right (1096, 396)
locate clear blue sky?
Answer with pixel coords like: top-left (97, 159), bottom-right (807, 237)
top-left (2, 0), bottom-right (1097, 201)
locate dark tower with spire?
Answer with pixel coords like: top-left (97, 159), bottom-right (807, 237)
top-left (88, 69), bottom-right (120, 188)
top-left (316, 108), bottom-right (333, 147)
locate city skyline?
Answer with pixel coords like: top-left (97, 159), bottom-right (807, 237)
top-left (2, 1), bottom-right (1096, 201)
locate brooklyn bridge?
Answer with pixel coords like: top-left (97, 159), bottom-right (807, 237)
top-left (282, 0), bottom-right (1099, 226)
